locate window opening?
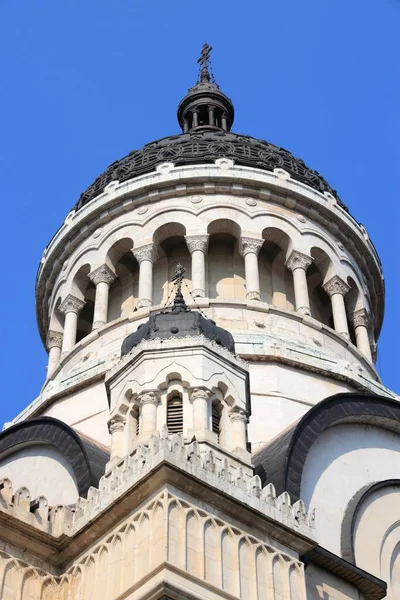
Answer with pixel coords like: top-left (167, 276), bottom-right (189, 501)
top-left (167, 396), bottom-right (183, 434)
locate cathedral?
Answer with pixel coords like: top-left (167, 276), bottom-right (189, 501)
top-left (0, 45), bottom-right (398, 599)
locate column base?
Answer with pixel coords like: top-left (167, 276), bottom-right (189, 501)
top-left (297, 306), bottom-right (311, 316)
top-left (92, 320), bottom-right (106, 330)
top-left (246, 291), bottom-right (261, 301)
top-left (192, 289), bottom-right (206, 298)
top-left (137, 298), bottom-right (152, 309)
top-left (186, 428), bottom-right (218, 445)
top-left (341, 332), bottom-right (350, 341)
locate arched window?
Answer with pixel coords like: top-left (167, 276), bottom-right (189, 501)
top-left (212, 401), bottom-right (222, 442)
top-left (167, 395), bottom-right (183, 434)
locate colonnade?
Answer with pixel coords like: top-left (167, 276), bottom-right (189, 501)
top-left (47, 236), bottom-right (373, 376)
top-left (108, 388), bottom-right (249, 462)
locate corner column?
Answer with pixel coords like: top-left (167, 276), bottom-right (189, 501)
top-left (323, 275), bottom-right (350, 340)
top-left (59, 294), bottom-right (85, 353)
top-left (89, 264), bottom-right (116, 329)
top-left (351, 308), bottom-right (372, 361)
top-left (108, 417), bottom-right (126, 461)
top-left (229, 407), bottom-right (248, 451)
top-left (286, 250), bottom-right (313, 315)
top-left (132, 244), bottom-right (157, 309)
top-left (139, 392), bottom-right (159, 435)
top-left (185, 234), bottom-right (209, 298)
top-left (239, 237), bottom-right (264, 301)
top-left (46, 331), bottom-right (63, 377)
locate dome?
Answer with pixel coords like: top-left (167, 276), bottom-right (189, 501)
top-left (121, 290), bottom-right (235, 357)
top-left (75, 129), bottom-right (346, 211)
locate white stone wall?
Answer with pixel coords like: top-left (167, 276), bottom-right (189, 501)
top-left (0, 444), bottom-right (79, 505)
top-left (300, 424), bottom-right (400, 556)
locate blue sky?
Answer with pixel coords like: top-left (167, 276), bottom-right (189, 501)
top-left (0, 0), bottom-right (398, 425)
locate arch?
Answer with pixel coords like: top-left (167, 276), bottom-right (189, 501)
top-left (207, 219), bottom-right (244, 301)
top-left (0, 417), bottom-right (108, 497)
top-left (253, 393), bottom-right (400, 503)
top-left (106, 238), bottom-right (138, 320)
top-left (186, 510), bottom-right (203, 577)
top-left (152, 222), bottom-right (191, 306)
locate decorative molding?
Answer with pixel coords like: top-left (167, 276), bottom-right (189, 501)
top-left (132, 243), bottom-right (157, 264)
top-left (109, 417), bottom-right (126, 434)
top-left (350, 308), bottom-right (370, 328)
top-left (246, 291), bottom-right (261, 301)
top-left (139, 391), bottom-right (159, 407)
top-left (46, 330), bottom-right (63, 350)
top-left (59, 294), bottom-right (85, 316)
top-left (229, 406), bottom-right (249, 423)
top-left (88, 264), bottom-right (116, 286)
top-left (137, 298), bottom-right (152, 309)
top-left (239, 236), bottom-right (264, 257)
top-left (184, 234), bottom-right (209, 254)
top-left (322, 275), bottom-right (350, 297)
top-left (191, 288), bottom-right (206, 298)
top-left (286, 250), bottom-right (313, 272)
top-left (190, 388), bottom-right (211, 402)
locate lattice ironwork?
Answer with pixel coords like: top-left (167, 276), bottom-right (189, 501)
top-left (75, 131), bottom-right (346, 211)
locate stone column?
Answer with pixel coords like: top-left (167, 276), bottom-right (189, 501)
top-left (185, 234), bottom-right (209, 298)
top-left (285, 251), bottom-right (313, 315)
top-left (88, 264), bottom-right (116, 329)
top-left (208, 104), bottom-right (215, 126)
top-left (191, 388), bottom-right (211, 431)
top-left (229, 407), bottom-right (248, 451)
top-left (59, 294), bottom-right (85, 353)
top-left (323, 275), bottom-right (350, 340)
top-left (46, 331), bottom-right (63, 377)
top-left (132, 244), bottom-right (157, 309)
top-left (239, 237), bottom-right (264, 301)
top-left (221, 113), bottom-right (228, 131)
top-left (192, 108), bottom-right (199, 128)
top-left (108, 417), bottom-right (126, 461)
top-left (139, 392), bottom-right (159, 435)
top-left (351, 308), bottom-right (372, 361)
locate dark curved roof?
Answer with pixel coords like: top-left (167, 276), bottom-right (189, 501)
top-left (0, 417), bottom-right (109, 498)
top-left (121, 292), bottom-right (235, 356)
top-left (253, 392), bottom-right (400, 501)
top-left (75, 130), bottom-right (346, 211)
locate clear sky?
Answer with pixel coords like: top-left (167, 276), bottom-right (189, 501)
top-left (0, 0), bottom-right (398, 425)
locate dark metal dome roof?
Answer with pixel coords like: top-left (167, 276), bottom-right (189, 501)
top-left (75, 129), bottom-right (346, 211)
top-left (121, 291), bottom-right (235, 357)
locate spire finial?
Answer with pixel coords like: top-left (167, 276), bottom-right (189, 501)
top-left (197, 43), bottom-right (214, 83)
top-left (171, 263), bottom-right (188, 312)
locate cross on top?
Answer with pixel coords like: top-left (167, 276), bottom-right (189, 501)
top-left (172, 263), bottom-right (186, 293)
top-left (197, 43), bottom-right (213, 70)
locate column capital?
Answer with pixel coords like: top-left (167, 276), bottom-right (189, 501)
top-left (108, 416), bottom-right (126, 434)
top-left (59, 294), bottom-right (85, 316)
top-left (239, 237), bottom-right (264, 257)
top-left (322, 275), bottom-right (350, 297)
top-left (88, 264), bottom-right (116, 286)
top-left (185, 235), bottom-right (209, 254)
top-left (286, 250), bottom-right (313, 272)
top-left (350, 308), bottom-right (370, 328)
top-left (46, 330), bottom-right (63, 350)
top-left (191, 388), bottom-right (211, 402)
top-left (139, 391), bottom-right (159, 407)
top-left (229, 406), bottom-right (249, 423)
top-left (132, 243), bottom-right (157, 264)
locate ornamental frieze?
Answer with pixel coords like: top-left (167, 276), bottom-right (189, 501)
top-left (75, 131), bottom-right (346, 211)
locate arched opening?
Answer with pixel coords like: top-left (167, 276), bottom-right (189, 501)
top-left (260, 228), bottom-right (294, 309)
top-left (309, 248), bottom-right (334, 327)
top-left (106, 238), bottom-right (137, 321)
top-left (167, 393), bottom-right (183, 434)
top-left (207, 219), bottom-right (244, 300)
top-left (153, 223), bottom-right (191, 306)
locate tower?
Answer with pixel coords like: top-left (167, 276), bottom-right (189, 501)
top-left (0, 45), bottom-right (397, 600)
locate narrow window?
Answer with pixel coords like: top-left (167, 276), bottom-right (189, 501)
top-left (167, 395), bottom-right (183, 434)
top-left (212, 401), bottom-right (222, 442)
